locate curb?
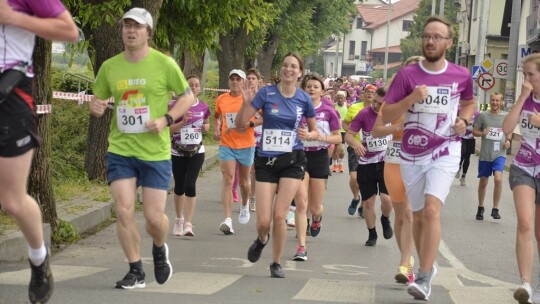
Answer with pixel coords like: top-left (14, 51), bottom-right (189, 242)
top-left (0, 150), bottom-right (219, 262)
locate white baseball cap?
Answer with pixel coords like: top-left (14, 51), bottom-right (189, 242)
top-left (229, 69), bottom-right (246, 80)
top-left (122, 8), bottom-right (153, 29)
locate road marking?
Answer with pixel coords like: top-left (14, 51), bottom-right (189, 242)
top-left (0, 265), bottom-right (108, 285)
top-left (293, 279), bottom-right (375, 303)
top-left (136, 272), bottom-right (241, 294)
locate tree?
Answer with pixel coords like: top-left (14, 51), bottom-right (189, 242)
top-left (29, 38), bottom-right (58, 230)
top-left (400, 0), bottom-right (459, 63)
top-left (66, 0), bottom-right (163, 180)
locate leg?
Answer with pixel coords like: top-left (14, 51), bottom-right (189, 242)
top-left (477, 177), bottom-right (489, 207)
top-left (294, 174), bottom-right (309, 249)
top-left (255, 181), bottom-right (276, 242)
top-left (238, 163), bottom-right (252, 208)
top-left (272, 178), bottom-right (302, 264)
top-left (220, 160), bottom-right (236, 219)
top-left (110, 178), bottom-right (140, 262)
top-left (514, 185), bottom-right (535, 285)
top-left (418, 194), bottom-right (442, 274)
top-left (142, 187), bottom-right (169, 247)
top-left (492, 171), bottom-right (503, 209)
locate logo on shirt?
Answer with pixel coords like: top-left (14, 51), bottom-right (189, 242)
top-left (271, 103), bottom-right (279, 115)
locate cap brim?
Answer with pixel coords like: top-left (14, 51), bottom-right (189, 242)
top-left (122, 15), bottom-right (148, 26)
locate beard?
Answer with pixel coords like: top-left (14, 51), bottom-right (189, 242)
top-left (423, 46), bottom-right (446, 62)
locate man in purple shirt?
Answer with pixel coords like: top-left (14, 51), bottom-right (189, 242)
top-left (382, 16), bottom-right (475, 301)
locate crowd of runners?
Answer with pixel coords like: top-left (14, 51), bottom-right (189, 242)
top-left (2, 4), bottom-right (540, 304)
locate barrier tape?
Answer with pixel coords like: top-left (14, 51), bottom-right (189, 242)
top-left (36, 104), bottom-right (52, 114)
top-left (203, 88), bottom-right (230, 93)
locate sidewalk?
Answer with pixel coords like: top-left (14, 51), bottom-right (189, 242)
top-left (0, 145), bottom-right (219, 261)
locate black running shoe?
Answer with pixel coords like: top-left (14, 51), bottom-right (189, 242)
top-left (358, 206), bottom-right (364, 219)
top-left (365, 230), bottom-right (378, 247)
top-left (270, 263), bottom-right (285, 278)
top-left (348, 198), bottom-right (360, 215)
top-left (381, 215), bottom-right (393, 239)
top-left (248, 235), bottom-right (268, 263)
top-left (153, 243), bottom-right (173, 284)
top-left (491, 208), bottom-right (501, 219)
top-left (28, 252), bottom-right (54, 304)
top-left (115, 270), bottom-right (146, 289)
top-left (476, 206), bottom-right (485, 220)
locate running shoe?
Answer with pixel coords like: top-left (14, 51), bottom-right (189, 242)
top-left (455, 167), bottom-right (462, 179)
top-left (293, 245), bottom-right (307, 261)
top-left (407, 256), bottom-right (415, 285)
top-left (491, 208), bottom-right (501, 219)
top-left (358, 206), bottom-right (364, 218)
top-left (249, 197), bottom-right (256, 212)
top-left (347, 198), bottom-right (360, 215)
top-left (332, 164), bottom-right (338, 172)
top-left (247, 235), bottom-right (268, 263)
top-left (286, 210), bottom-right (296, 227)
top-left (310, 217), bottom-right (322, 237)
top-left (232, 189), bottom-right (239, 202)
top-left (476, 207), bottom-right (484, 220)
top-left (115, 269), bottom-right (146, 289)
top-left (239, 207), bottom-right (250, 224)
top-left (28, 251), bottom-right (54, 303)
top-left (173, 217), bottom-right (184, 236)
top-left (514, 282), bottom-right (532, 304)
top-left (183, 222), bottom-right (194, 237)
top-left (270, 263), bottom-right (285, 278)
top-left (153, 243), bottom-right (173, 284)
top-left (219, 219), bottom-right (234, 235)
top-left (338, 164), bottom-right (344, 172)
top-left (381, 215), bottom-right (393, 239)
top-left (407, 265), bottom-right (437, 301)
top-left (459, 177), bottom-right (466, 186)
top-left (395, 266), bottom-right (409, 284)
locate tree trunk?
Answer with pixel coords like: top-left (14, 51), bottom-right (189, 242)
top-left (182, 51), bottom-right (205, 78)
top-left (255, 33), bottom-right (280, 81)
top-left (29, 38), bottom-right (57, 231)
top-left (216, 24), bottom-right (249, 89)
top-left (82, 0), bottom-right (163, 181)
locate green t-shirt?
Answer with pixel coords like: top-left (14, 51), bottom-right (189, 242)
top-left (344, 102), bottom-right (365, 143)
top-left (334, 103), bottom-right (347, 133)
top-left (93, 48), bottom-right (189, 161)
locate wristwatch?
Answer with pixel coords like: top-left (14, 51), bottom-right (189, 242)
top-left (249, 121), bottom-right (255, 128)
top-left (164, 114), bottom-right (173, 126)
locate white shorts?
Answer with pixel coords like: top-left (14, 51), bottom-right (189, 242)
top-left (400, 155), bottom-right (459, 212)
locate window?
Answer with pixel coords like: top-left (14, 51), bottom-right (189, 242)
top-left (356, 18), bottom-right (363, 29)
top-left (361, 41), bottom-right (367, 60)
top-left (349, 41), bottom-right (356, 60)
top-left (402, 20), bottom-right (413, 31)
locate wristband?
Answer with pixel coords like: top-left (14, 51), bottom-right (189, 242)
top-left (457, 117), bottom-right (468, 125)
top-left (164, 114), bottom-right (173, 126)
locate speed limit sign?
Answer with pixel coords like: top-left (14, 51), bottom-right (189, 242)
top-left (493, 59), bottom-right (508, 79)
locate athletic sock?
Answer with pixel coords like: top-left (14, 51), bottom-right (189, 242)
top-left (28, 242), bottom-right (47, 266)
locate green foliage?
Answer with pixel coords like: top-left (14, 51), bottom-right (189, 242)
top-left (52, 219), bottom-right (80, 244)
top-left (400, 0), bottom-right (459, 62)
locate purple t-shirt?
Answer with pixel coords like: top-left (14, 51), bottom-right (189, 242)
top-left (349, 105), bottom-right (388, 164)
top-left (513, 95), bottom-right (540, 178)
top-left (170, 99), bottom-right (210, 156)
top-left (385, 61), bottom-right (474, 165)
top-left (299, 102), bottom-right (341, 151)
top-left (1, 0), bottom-right (66, 69)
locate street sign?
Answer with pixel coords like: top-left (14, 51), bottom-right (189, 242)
top-left (518, 44), bottom-right (532, 69)
top-left (477, 72), bottom-right (495, 91)
top-left (493, 59), bottom-right (508, 79)
top-left (472, 65), bottom-right (485, 80)
top-left (481, 58), bottom-right (493, 72)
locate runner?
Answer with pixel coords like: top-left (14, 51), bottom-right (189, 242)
top-left (246, 68), bottom-right (263, 212)
top-left (345, 87), bottom-right (393, 247)
top-left (292, 73), bottom-right (341, 261)
top-left (456, 108), bottom-right (480, 186)
top-left (382, 16), bottom-right (475, 301)
top-left (237, 52), bottom-right (316, 278)
top-left (501, 53), bottom-right (540, 304)
top-left (171, 75), bottom-right (211, 237)
top-left (332, 91), bottom-right (348, 173)
top-left (89, 7), bottom-right (195, 289)
top-left (0, 1), bottom-right (77, 303)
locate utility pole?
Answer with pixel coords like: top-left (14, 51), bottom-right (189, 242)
top-left (432, 0), bottom-right (436, 15)
top-left (334, 36), bottom-right (340, 77)
top-left (474, 0), bottom-right (489, 107)
top-left (505, 0), bottom-right (521, 154)
top-left (439, 0), bottom-right (445, 15)
top-left (383, 1), bottom-right (392, 82)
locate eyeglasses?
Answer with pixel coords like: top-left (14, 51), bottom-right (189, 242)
top-left (421, 35), bottom-right (450, 43)
top-left (122, 23), bottom-right (146, 30)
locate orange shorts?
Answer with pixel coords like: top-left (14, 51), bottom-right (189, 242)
top-left (384, 163), bottom-right (406, 202)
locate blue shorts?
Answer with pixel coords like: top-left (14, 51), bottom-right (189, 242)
top-left (106, 152), bottom-right (172, 190)
top-left (478, 157), bottom-right (506, 178)
top-left (218, 146), bottom-right (255, 167)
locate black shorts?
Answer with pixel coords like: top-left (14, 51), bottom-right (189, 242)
top-left (347, 146), bottom-right (359, 172)
top-left (306, 149), bottom-right (330, 179)
top-left (461, 138), bottom-right (475, 156)
top-left (341, 132), bottom-right (346, 144)
top-left (0, 75), bottom-right (41, 157)
top-left (356, 161), bottom-right (388, 200)
top-left (255, 150), bottom-right (306, 183)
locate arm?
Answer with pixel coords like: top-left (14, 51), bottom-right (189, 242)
top-left (297, 117), bottom-right (319, 141)
top-left (201, 117), bottom-right (210, 133)
top-left (503, 82), bottom-right (532, 134)
top-left (169, 111), bottom-right (191, 133)
top-left (454, 99), bottom-right (476, 134)
top-left (372, 114), bottom-right (402, 138)
top-left (89, 96), bottom-right (108, 118)
top-left (318, 129), bottom-right (342, 145)
top-left (381, 86), bottom-right (428, 123)
top-left (236, 83), bottom-right (258, 133)
top-left (213, 112), bottom-right (222, 141)
top-left (145, 90), bottom-right (196, 134)
top-left (344, 129), bottom-right (365, 157)
top-left (1, 5), bottom-right (79, 42)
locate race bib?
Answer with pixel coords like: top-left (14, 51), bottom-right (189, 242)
top-left (486, 127), bottom-right (504, 141)
top-left (520, 111), bottom-right (540, 138)
top-left (180, 128), bottom-right (202, 145)
top-left (262, 129), bottom-right (295, 152)
top-left (116, 105), bottom-right (150, 133)
top-left (225, 113), bottom-right (237, 129)
top-left (366, 135), bottom-right (388, 152)
top-left (385, 141), bottom-right (401, 164)
top-left (414, 86), bottom-right (451, 114)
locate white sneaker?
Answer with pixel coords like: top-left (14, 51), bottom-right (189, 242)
top-left (455, 168), bottom-right (462, 179)
top-left (459, 177), bottom-right (466, 186)
top-left (239, 207), bottom-right (250, 224)
top-left (514, 282), bottom-right (532, 304)
top-left (219, 218), bottom-right (234, 235)
top-left (286, 210), bottom-right (296, 227)
top-left (173, 218), bottom-right (184, 236)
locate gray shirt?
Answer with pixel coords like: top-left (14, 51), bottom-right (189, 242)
top-left (473, 111), bottom-right (508, 161)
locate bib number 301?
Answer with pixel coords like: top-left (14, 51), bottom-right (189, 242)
top-left (117, 105), bottom-right (150, 133)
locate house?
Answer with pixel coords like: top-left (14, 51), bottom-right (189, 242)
top-left (322, 0), bottom-right (419, 77)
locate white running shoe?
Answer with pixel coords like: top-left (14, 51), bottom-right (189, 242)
top-left (173, 217), bottom-right (184, 236)
top-left (514, 282), bottom-right (532, 304)
top-left (239, 207), bottom-right (250, 224)
top-left (219, 218), bottom-right (234, 235)
top-left (286, 210), bottom-right (296, 227)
